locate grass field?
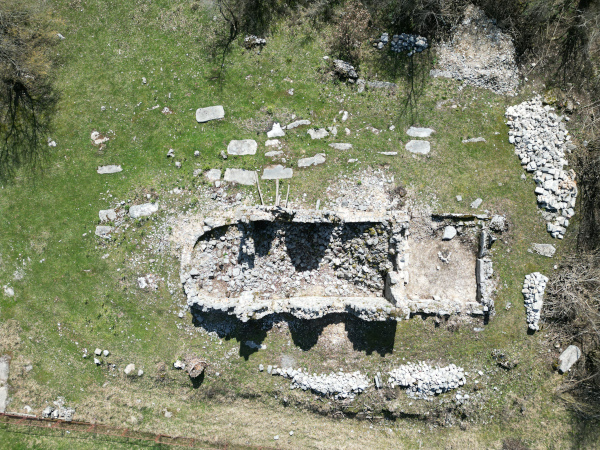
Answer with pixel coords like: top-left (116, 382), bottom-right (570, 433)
top-left (0, 0), bottom-right (597, 448)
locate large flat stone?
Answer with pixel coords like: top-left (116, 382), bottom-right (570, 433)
top-left (130, 203), bottom-right (159, 219)
top-left (329, 143), bottom-right (353, 150)
top-left (95, 225), bottom-right (114, 238)
top-left (267, 123), bottom-right (285, 138)
top-left (223, 168), bottom-right (257, 185)
top-left (265, 150), bottom-right (283, 157)
top-left (407, 127), bottom-right (435, 138)
top-left (99, 209), bottom-right (117, 222)
top-left (308, 128), bottom-right (329, 140)
top-left (196, 105), bottom-right (224, 123)
top-left (529, 243), bottom-right (556, 257)
top-left (227, 139), bottom-right (257, 156)
top-left (558, 345), bottom-right (581, 373)
top-left (298, 154), bottom-right (326, 168)
top-left (406, 140), bottom-right (430, 154)
top-left (204, 169), bottom-right (221, 182)
top-left (262, 165), bottom-right (293, 180)
top-left (97, 165), bottom-right (122, 174)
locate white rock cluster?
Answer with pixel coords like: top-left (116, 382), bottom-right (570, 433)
top-left (272, 367), bottom-right (369, 400)
top-left (522, 272), bottom-right (548, 331)
top-left (505, 96), bottom-right (577, 239)
top-left (387, 362), bottom-right (465, 398)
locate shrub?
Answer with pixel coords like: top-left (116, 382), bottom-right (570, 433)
top-left (328, 0), bottom-right (372, 66)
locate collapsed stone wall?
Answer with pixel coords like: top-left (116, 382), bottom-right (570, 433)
top-left (180, 207), bottom-right (496, 322)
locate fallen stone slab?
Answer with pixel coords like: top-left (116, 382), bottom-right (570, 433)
top-left (470, 198), bottom-right (483, 209)
top-left (97, 165), bottom-right (122, 174)
top-left (95, 225), bottom-right (113, 238)
top-left (204, 169), bottom-right (221, 183)
top-left (308, 128), bottom-right (329, 140)
top-left (298, 154), bottom-right (326, 168)
top-left (558, 345), bottom-right (581, 373)
top-left (329, 143), bottom-right (353, 150)
top-left (227, 139), bottom-right (257, 156)
top-left (262, 165), bottom-right (293, 180)
top-left (265, 150), bottom-right (283, 157)
top-left (406, 140), bottom-right (430, 154)
top-left (196, 105), bottom-right (224, 123)
top-left (130, 203), bottom-right (159, 219)
top-left (407, 127), bottom-right (435, 138)
top-left (267, 123), bottom-right (285, 138)
top-left (285, 119), bottom-right (311, 130)
top-left (443, 226), bottom-right (457, 240)
top-left (99, 209), bottom-right (116, 222)
top-left (462, 137), bottom-right (486, 143)
top-left (529, 243), bottom-right (556, 258)
top-left (223, 168), bottom-right (257, 185)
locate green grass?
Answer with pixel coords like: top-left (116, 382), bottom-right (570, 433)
top-left (0, 0), bottom-right (597, 447)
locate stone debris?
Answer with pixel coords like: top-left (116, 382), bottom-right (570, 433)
top-left (3, 286), bottom-right (14, 297)
top-left (529, 243), bottom-right (556, 258)
top-left (97, 165), bottom-right (122, 174)
top-left (489, 215), bottom-right (508, 232)
top-left (430, 5), bottom-right (519, 95)
top-left (167, 149), bottom-right (175, 158)
top-left (262, 165), bottom-right (293, 180)
top-left (223, 168), bottom-right (257, 186)
top-left (388, 362), bottom-right (465, 398)
top-left (130, 203), bottom-right (159, 219)
top-left (227, 139), bottom-right (257, 156)
top-left (406, 140), bottom-right (430, 155)
top-left (99, 209), bottom-right (117, 222)
top-left (329, 143), bottom-right (353, 150)
top-left (470, 198), bottom-right (483, 209)
top-left (522, 272), bottom-right (548, 331)
top-left (243, 35), bottom-right (266, 49)
top-left (204, 169), bottom-right (222, 183)
top-left (196, 105), bottom-right (224, 123)
top-left (103, 350), bottom-right (110, 357)
top-left (267, 123), bottom-right (285, 138)
top-left (285, 119), bottom-right (311, 130)
top-left (298, 154), bottom-right (326, 168)
top-left (462, 137), bottom-right (486, 143)
top-left (94, 357), bottom-right (101, 365)
top-left (308, 128), bottom-right (329, 140)
top-left (271, 366), bottom-right (369, 400)
top-left (95, 225), bottom-right (113, 238)
top-left (557, 345), bottom-right (581, 374)
top-left (186, 357), bottom-right (208, 378)
top-left (333, 59), bottom-right (358, 82)
top-left (442, 226), bottom-right (457, 241)
top-left (41, 400), bottom-right (75, 421)
top-left (94, 348), bottom-right (102, 356)
top-left (124, 364), bottom-right (136, 375)
top-left (91, 131), bottom-right (109, 145)
top-left (341, 111), bottom-right (349, 122)
top-left (388, 33), bottom-right (428, 56)
top-left (505, 96), bottom-right (577, 239)
top-left (173, 360), bottom-right (186, 370)
top-left (406, 127), bottom-right (434, 138)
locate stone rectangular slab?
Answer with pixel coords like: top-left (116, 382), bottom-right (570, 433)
top-left (558, 345), bottom-right (581, 373)
top-left (227, 139), bottom-right (257, 156)
top-left (285, 119), bottom-right (311, 130)
top-left (329, 143), bottom-right (352, 150)
top-left (529, 243), bottom-right (556, 257)
top-left (204, 169), bottom-right (221, 182)
top-left (262, 165), bottom-right (293, 180)
top-left (406, 140), bottom-right (430, 154)
top-left (196, 105), bottom-right (224, 123)
top-left (97, 165), bottom-right (122, 174)
top-left (298, 154), bottom-right (326, 168)
top-left (406, 127), bottom-right (434, 138)
top-left (224, 168), bottom-right (257, 185)
top-left (130, 203), bottom-right (159, 219)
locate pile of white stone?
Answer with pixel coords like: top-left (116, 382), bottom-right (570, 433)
top-left (505, 96), bottom-right (577, 239)
top-left (271, 366), bottom-right (369, 400)
top-left (387, 362), bottom-right (465, 398)
top-left (522, 272), bottom-right (548, 331)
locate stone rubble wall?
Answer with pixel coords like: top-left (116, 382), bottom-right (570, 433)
top-left (388, 362), bottom-right (466, 398)
top-left (522, 272), bottom-right (548, 331)
top-left (505, 96), bottom-right (577, 239)
top-left (270, 367), bottom-right (369, 400)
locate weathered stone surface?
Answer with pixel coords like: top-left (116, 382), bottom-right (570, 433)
top-left (124, 364), bottom-right (136, 375)
top-left (329, 143), bottom-right (353, 150)
top-left (223, 168), bottom-right (257, 185)
top-left (196, 105), bottom-right (224, 123)
top-left (227, 139), bottom-right (257, 156)
top-left (407, 127), bottom-right (434, 138)
top-left (95, 225), bottom-right (113, 238)
top-left (97, 165), bottom-right (122, 174)
top-left (379, 152), bottom-right (397, 156)
top-left (267, 123), bottom-right (285, 138)
top-left (204, 169), bottom-right (221, 182)
top-left (130, 203), bottom-right (159, 219)
top-left (265, 139), bottom-right (281, 147)
top-left (99, 209), bottom-right (116, 222)
top-left (462, 137), bottom-right (486, 143)
top-left (308, 128), bottom-right (329, 140)
top-left (262, 165), bottom-right (293, 180)
top-left (265, 150), bottom-right (283, 157)
top-left (470, 198), bottom-right (483, 209)
top-left (285, 119), bottom-right (311, 130)
top-left (529, 243), bottom-right (556, 257)
top-left (333, 59), bottom-right (358, 80)
top-left (406, 140), bottom-right (430, 154)
top-left (558, 345), bottom-right (581, 373)
top-left (443, 226), bottom-right (457, 240)
top-left (298, 154), bottom-right (326, 168)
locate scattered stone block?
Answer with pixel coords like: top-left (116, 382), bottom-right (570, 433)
top-left (227, 139), bottom-right (257, 156)
top-left (470, 198), bottom-right (483, 209)
top-left (443, 226), bottom-right (457, 240)
top-left (308, 128), bottom-right (329, 140)
top-left (529, 243), bottom-right (556, 257)
top-left (95, 225), bottom-right (113, 238)
top-left (97, 165), bottom-right (122, 174)
top-left (196, 106), bottom-right (224, 123)
top-left (267, 123), bottom-right (285, 138)
top-left (130, 203), bottom-right (159, 219)
top-left (298, 154), bottom-right (326, 168)
top-left (462, 137), bottom-right (486, 143)
top-left (329, 143), bottom-right (352, 150)
top-left (223, 168), bottom-right (257, 185)
top-left (406, 140), bottom-right (430, 154)
top-left (99, 209), bottom-right (116, 222)
top-left (124, 364), bottom-right (136, 375)
top-left (262, 165), bottom-right (293, 180)
top-left (407, 127), bottom-right (435, 138)
top-left (3, 286), bottom-right (14, 297)
top-left (265, 150), bottom-right (283, 157)
top-left (558, 345), bottom-right (581, 373)
top-left (204, 169), bottom-right (221, 183)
